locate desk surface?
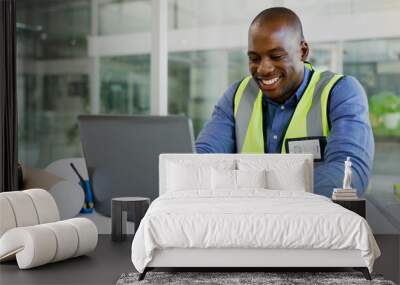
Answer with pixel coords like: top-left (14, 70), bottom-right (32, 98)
top-left (0, 235), bottom-right (134, 285)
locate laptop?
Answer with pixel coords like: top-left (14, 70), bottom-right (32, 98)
top-left (78, 115), bottom-right (195, 218)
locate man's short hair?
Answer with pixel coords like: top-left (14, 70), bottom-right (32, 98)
top-left (250, 7), bottom-right (304, 40)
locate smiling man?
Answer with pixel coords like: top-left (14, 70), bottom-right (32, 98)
top-left (195, 7), bottom-right (374, 197)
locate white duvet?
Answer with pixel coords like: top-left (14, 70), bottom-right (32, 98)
top-left (131, 190), bottom-right (380, 273)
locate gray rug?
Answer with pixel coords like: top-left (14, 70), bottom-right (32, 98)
top-left (116, 271), bottom-right (396, 285)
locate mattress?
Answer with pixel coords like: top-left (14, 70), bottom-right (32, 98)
top-left (131, 190), bottom-right (380, 273)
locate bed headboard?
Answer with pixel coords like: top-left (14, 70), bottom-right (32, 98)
top-left (159, 154), bottom-right (313, 196)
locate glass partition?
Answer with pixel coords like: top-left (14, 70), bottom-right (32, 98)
top-left (17, 0), bottom-right (91, 167)
top-left (98, 0), bottom-right (151, 35)
top-left (168, 49), bottom-right (249, 136)
top-left (17, 0), bottom-right (151, 168)
top-left (100, 55), bottom-right (150, 114)
top-left (344, 39), bottom-right (400, 137)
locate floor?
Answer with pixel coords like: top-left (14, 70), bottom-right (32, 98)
top-left (0, 235), bottom-right (134, 285)
top-left (1, 234), bottom-right (398, 285)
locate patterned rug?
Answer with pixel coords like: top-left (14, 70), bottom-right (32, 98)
top-left (116, 271), bottom-right (396, 285)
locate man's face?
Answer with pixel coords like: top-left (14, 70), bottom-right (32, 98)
top-left (247, 21), bottom-right (309, 103)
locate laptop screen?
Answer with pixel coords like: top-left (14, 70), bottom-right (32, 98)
top-left (78, 115), bottom-right (195, 218)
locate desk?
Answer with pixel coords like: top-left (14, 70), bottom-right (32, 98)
top-left (0, 235), bottom-right (133, 285)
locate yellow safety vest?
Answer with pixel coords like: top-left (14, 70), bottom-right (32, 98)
top-left (234, 64), bottom-right (343, 153)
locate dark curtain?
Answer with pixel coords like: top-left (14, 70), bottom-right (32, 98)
top-left (0, 0), bottom-right (18, 192)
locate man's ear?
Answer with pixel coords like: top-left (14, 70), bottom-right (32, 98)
top-left (300, 41), bottom-right (309, 61)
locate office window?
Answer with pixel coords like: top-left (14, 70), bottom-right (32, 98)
top-left (17, 0), bottom-right (91, 168)
top-left (17, 0), bottom-right (151, 168)
top-left (343, 39), bottom-right (400, 204)
top-left (344, 39), bottom-right (400, 138)
top-left (168, 50), bottom-right (248, 135)
top-left (98, 0), bottom-right (151, 35)
top-left (100, 55), bottom-right (150, 114)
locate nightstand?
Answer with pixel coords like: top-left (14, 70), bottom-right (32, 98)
top-left (332, 198), bottom-right (366, 218)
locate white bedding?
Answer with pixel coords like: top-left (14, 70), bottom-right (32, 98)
top-left (131, 190), bottom-right (380, 273)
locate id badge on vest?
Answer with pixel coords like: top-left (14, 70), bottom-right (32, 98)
top-left (285, 136), bottom-right (327, 162)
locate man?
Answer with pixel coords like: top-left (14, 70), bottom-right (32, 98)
top-left (195, 7), bottom-right (374, 197)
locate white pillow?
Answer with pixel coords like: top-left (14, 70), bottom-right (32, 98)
top-left (167, 163), bottom-right (210, 191)
top-left (167, 159), bottom-right (236, 192)
top-left (211, 169), bottom-right (268, 190)
top-left (211, 168), bottom-right (236, 190)
top-left (237, 159), bottom-right (308, 191)
top-left (236, 169), bottom-right (267, 189)
top-left (267, 167), bottom-right (306, 191)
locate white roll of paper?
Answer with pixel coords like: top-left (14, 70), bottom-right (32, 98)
top-left (0, 196), bottom-right (17, 237)
top-left (42, 221), bottom-right (79, 262)
top-left (48, 181), bottom-right (84, 219)
top-left (65, 218), bottom-right (98, 257)
top-left (24, 189), bottom-right (60, 224)
top-left (1, 192), bottom-right (39, 227)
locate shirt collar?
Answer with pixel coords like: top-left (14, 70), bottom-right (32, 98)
top-left (262, 66), bottom-right (311, 107)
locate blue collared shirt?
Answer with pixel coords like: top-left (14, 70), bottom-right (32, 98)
top-left (195, 67), bottom-right (374, 197)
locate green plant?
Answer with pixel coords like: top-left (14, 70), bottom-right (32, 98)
top-left (369, 91), bottom-right (400, 114)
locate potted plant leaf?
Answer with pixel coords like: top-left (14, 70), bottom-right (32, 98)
top-left (369, 91), bottom-right (400, 130)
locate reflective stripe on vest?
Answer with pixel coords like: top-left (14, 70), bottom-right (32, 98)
top-left (234, 67), bottom-right (343, 153)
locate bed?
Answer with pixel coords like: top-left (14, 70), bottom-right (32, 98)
top-left (131, 154), bottom-right (380, 280)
